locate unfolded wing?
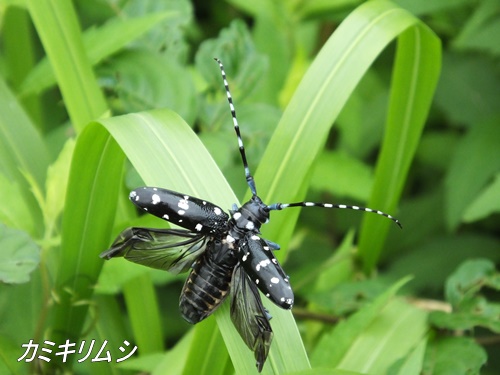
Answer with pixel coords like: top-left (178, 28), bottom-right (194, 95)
top-left (100, 227), bottom-right (209, 274)
top-left (230, 264), bottom-right (273, 372)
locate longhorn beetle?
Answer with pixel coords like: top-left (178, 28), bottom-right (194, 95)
top-left (100, 58), bottom-right (401, 372)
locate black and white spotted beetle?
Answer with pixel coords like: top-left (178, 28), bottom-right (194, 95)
top-left (100, 58), bottom-right (401, 372)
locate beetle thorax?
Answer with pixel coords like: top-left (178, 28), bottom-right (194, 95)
top-left (230, 195), bottom-right (270, 235)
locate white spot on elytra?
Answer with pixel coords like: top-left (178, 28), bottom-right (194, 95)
top-left (233, 212), bottom-right (242, 220)
top-left (250, 235), bottom-right (259, 241)
top-left (256, 259), bottom-right (271, 271)
top-left (178, 210), bottom-right (185, 215)
top-left (255, 279), bottom-right (260, 284)
top-left (195, 223), bottom-right (203, 231)
top-left (151, 194), bottom-right (160, 204)
top-left (214, 207), bottom-right (222, 215)
top-left (270, 277), bottom-right (279, 284)
top-left (246, 221), bottom-right (255, 230)
top-left (178, 199), bottom-right (189, 210)
top-left (163, 214), bottom-right (169, 220)
top-left (242, 252), bottom-right (249, 262)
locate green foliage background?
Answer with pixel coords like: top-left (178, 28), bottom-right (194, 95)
top-left (0, 0), bottom-right (499, 374)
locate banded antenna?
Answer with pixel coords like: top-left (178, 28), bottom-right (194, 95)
top-left (214, 57), bottom-right (401, 228)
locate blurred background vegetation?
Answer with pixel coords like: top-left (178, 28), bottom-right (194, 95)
top-left (0, 0), bottom-right (499, 374)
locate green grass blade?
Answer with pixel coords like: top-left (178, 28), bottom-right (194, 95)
top-left (359, 17), bottom-right (441, 271)
top-left (48, 126), bottom-right (125, 369)
top-left (2, 6), bottom-right (44, 128)
top-left (26, 0), bottom-right (107, 132)
top-left (0, 76), bottom-right (49, 236)
top-left (123, 273), bottom-right (164, 354)
top-left (181, 318), bottom-right (229, 375)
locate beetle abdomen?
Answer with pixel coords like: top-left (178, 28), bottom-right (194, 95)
top-left (179, 247), bottom-right (237, 324)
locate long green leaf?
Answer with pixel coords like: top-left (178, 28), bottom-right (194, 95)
top-left (359, 16), bottom-right (441, 271)
top-left (123, 273), bottom-right (164, 354)
top-left (26, 0), bottom-right (107, 132)
top-left (0, 76), bottom-right (48, 236)
top-left (48, 126), bottom-right (125, 368)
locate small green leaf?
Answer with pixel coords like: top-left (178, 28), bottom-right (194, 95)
top-left (430, 297), bottom-right (500, 333)
top-left (99, 50), bottom-right (198, 124)
top-left (434, 54), bottom-right (500, 126)
top-left (195, 19), bottom-right (268, 102)
top-left (463, 172), bottom-right (500, 223)
top-left (453, 0), bottom-right (500, 55)
top-left (0, 174), bottom-right (36, 235)
top-left (20, 12), bottom-right (173, 96)
top-left (423, 337), bottom-right (486, 375)
top-left (430, 259), bottom-right (500, 333)
top-left (0, 224), bottom-right (40, 284)
top-left (445, 259), bottom-right (498, 307)
top-left (445, 117), bottom-right (500, 230)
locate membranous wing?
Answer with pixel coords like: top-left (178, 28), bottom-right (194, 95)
top-left (100, 228), bottom-right (209, 274)
top-left (231, 264), bottom-right (273, 372)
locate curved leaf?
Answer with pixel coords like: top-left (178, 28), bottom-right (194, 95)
top-left (248, 1), bottom-right (441, 274)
